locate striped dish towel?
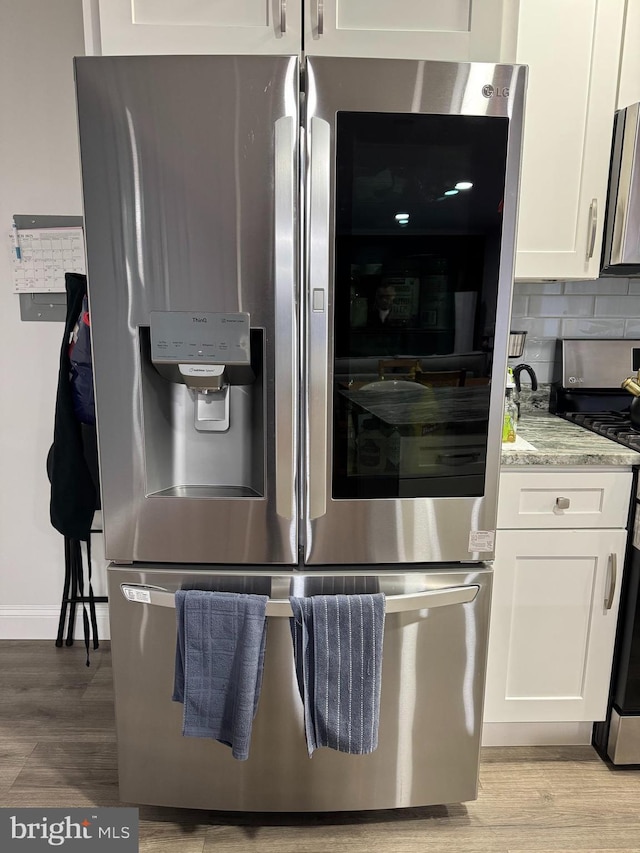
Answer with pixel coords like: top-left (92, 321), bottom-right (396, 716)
top-left (289, 593), bottom-right (386, 756)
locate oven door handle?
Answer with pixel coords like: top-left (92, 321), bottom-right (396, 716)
top-left (120, 583), bottom-right (479, 616)
top-left (605, 552), bottom-right (618, 611)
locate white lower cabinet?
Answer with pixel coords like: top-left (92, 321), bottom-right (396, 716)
top-left (484, 528), bottom-right (626, 723)
top-left (485, 469), bottom-right (632, 730)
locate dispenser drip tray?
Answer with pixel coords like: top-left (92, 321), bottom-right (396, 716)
top-left (150, 485), bottom-right (262, 499)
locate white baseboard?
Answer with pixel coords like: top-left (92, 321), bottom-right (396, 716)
top-left (482, 721), bottom-right (593, 747)
top-left (0, 604), bottom-right (110, 640)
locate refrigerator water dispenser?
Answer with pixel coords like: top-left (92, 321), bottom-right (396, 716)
top-left (139, 312), bottom-right (264, 499)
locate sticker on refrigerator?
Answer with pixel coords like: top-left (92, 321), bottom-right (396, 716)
top-left (468, 531), bottom-right (495, 552)
top-left (122, 586), bottom-right (151, 604)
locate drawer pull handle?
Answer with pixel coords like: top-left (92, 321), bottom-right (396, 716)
top-left (605, 553), bottom-right (617, 611)
top-left (555, 496), bottom-right (571, 511)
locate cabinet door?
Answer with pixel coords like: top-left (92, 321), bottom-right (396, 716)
top-left (514, 0), bottom-right (625, 280)
top-left (85, 0), bottom-right (301, 55)
top-left (617, 0), bottom-right (640, 110)
top-left (484, 528), bottom-right (626, 723)
top-left (304, 0), bottom-right (514, 61)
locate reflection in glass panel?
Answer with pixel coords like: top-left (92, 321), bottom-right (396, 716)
top-left (332, 111), bottom-right (509, 500)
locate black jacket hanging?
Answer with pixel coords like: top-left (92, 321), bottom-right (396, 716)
top-left (48, 273), bottom-right (99, 541)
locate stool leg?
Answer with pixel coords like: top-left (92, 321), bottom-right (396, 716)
top-left (86, 538), bottom-right (99, 650)
top-left (65, 540), bottom-right (80, 647)
top-left (55, 537), bottom-right (72, 648)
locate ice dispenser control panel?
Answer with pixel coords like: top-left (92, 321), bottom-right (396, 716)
top-left (150, 311), bottom-right (250, 365)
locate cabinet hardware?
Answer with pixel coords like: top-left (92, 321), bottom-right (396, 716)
top-left (586, 198), bottom-right (598, 260)
top-left (555, 496), bottom-right (571, 510)
top-left (605, 552), bottom-right (617, 611)
top-left (317, 0), bottom-right (324, 35)
top-left (280, 0), bottom-right (286, 34)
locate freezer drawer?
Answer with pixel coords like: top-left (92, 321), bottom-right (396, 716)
top-left (107, 565), bottom-right (492, 811)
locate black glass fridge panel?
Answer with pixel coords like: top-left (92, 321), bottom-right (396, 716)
top-left (332, 111), bottom-right (509, 500)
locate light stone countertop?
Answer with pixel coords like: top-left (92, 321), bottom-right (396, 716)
top-left (501, 407), bottom-right (640, 467)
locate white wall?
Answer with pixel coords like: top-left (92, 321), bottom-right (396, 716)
top-left (0, 0), bottom-right (108, 639)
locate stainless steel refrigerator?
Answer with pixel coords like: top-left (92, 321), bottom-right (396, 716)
top-left (75, 55), bottom-right (525, 811)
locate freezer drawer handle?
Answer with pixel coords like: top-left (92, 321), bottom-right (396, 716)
top-left (120, 583), bottom-right (479, 616)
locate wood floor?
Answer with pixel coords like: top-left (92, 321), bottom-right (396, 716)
top-left (1, 641), bottom-right (640, 852)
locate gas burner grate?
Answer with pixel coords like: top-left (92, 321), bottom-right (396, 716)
top-left (562, 411), bottom-right (640, 450)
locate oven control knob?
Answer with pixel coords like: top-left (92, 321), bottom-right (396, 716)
top-left (555, 496), bottom-right (571, 511)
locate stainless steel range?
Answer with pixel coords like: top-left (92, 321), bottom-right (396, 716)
top-left (550, 338), bottom-right (640, 450)
top-left (551, 339), bottom-right (640, 765)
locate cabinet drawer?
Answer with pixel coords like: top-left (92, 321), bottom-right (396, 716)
top-left (497, 470), bottom-right (632, 529)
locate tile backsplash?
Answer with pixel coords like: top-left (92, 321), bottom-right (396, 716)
top-left (509, 277), bottom-right (640, 384)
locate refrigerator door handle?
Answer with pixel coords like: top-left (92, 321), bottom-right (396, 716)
top-left (274, 115), bottom-right (298, 521)
top-left (306, 116), bottom-right (331, 521)
top-left (120, 583), bottom-right (480, 615)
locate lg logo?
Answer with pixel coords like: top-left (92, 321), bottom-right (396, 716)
top-left (482, 84), bottom-right (510, 98)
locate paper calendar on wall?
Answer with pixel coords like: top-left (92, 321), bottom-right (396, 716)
top-left (8, 225), bottom-right (86, 293)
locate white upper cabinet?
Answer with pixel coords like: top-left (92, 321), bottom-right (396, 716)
top-left (83, 0), bottom-right (302, 55)
top-left (514, 0), bottom-right (625, 280)
top-left (82, 0), bottom-right (515, 60)
top-left (617, 0), bottom-right (640, 109)
top-left (303, 0), bottom-right (515, 61)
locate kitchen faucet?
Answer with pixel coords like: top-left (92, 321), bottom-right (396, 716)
top-left (512, 364), bottom-right (538, 418)
top-left (512, 363), bottom-right (538, 392)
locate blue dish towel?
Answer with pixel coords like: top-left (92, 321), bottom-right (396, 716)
top-left (172, 589), bottom-right (268, 761)
top-left (289, 593), bottom-right (386, 756)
